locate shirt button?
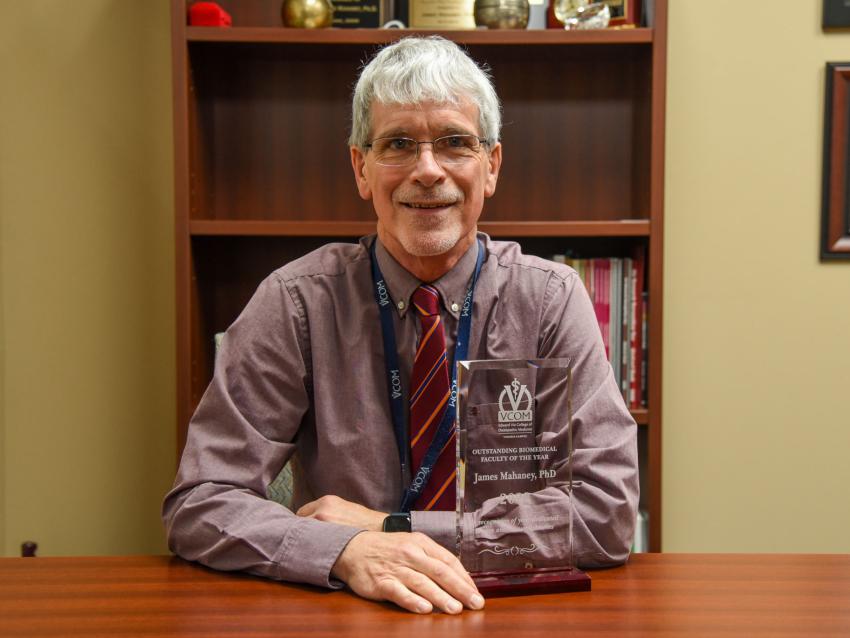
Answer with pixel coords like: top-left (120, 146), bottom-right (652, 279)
top-left (397, 300), bottom-right (405, 310)
top-left (451, 302), bottom-right (459, 312)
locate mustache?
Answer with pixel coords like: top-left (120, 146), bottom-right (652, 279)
top-left (395, 189), bottom-right (462, 204)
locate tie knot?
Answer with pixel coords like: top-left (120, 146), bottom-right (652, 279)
top-left (412, 285), bottom-right (441, 316)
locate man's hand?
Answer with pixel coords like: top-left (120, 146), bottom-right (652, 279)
top-left (330, 530), bottom-right (485, 615)
top-left (295, 495), bottom-right (385, 531)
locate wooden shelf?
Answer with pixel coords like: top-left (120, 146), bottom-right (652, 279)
top-left (190, 220), bottom-right (375, 237)
top-left (186, 26), bottom-right (654, 46)
top-left (189, 219), bottom-right (651, 237)
top-left (631, 408), bottom-right (649, 426)
top-left (480, 220), bottom-right (650, 237)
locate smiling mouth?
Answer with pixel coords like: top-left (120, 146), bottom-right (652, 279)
top-left (403, 202), bottom-right (455, 209)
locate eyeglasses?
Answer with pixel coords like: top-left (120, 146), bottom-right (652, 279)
top-left (365, 134), bottom-right (489, 167)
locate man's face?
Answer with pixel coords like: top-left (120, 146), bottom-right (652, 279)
top-left (351, 100), bottom-right (502, 270)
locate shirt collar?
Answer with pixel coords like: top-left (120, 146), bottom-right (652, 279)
top-left (368, 234), bottom-right (482, 319)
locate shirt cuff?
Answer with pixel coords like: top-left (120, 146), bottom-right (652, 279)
top-left (410, 510), bottom-right (458, 553)
top-left (272, 518), bottom-right (364, 589)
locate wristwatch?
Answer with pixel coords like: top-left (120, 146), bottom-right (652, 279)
top-left (382, 512), bottom-right (412, 533)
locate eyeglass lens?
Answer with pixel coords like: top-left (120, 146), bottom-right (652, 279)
top-left (371, 135), bottom-right (482, 165)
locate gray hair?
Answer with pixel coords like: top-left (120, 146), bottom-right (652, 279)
top-left (349, 36), bottom-right (502, 148)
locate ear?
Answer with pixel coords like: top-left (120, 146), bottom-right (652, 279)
top-left (483, 142), bottom-right (502, 198)
top-left (350, 146), bottom-right (373, 201)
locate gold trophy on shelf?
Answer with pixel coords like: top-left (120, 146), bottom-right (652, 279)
top-left (473, 0), bottom-right (530, 29)
top-left (282, 0), bottom-right (335, 28)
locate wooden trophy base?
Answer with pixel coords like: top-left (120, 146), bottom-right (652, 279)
top-left (472, 566), bottom-right (591, 598)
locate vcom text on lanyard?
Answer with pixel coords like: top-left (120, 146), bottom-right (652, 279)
top-left (370, 238), bottom-right (485, 512)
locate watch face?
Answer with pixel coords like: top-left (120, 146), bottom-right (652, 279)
top-left (383, 513), bottom-right (411, 533)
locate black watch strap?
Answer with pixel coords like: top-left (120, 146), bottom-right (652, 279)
top-left (382, 512), bottom-right (412, 533)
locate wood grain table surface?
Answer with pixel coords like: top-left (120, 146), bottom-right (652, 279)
top-left (1, 553), bottom-right (848, 637)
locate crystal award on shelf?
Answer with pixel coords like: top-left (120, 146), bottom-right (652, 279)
top-left (455, 358), bottom-right (590, 596)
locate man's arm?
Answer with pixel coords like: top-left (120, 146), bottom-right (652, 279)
top-left (542, 269), bottom-right (639, 566)
top-left (163, 274), bottom-right (365, 587)
top-left (163, 273), bottom-right (484, 612)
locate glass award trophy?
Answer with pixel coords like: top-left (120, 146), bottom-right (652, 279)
top-left (455, 358), bottom-right (590, 596)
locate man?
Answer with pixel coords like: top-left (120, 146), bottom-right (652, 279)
top-left (163, 36), bottom-right (638, 615)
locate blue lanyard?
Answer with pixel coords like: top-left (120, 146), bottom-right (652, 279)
top-left (370, 238), bottom-right (485, 512)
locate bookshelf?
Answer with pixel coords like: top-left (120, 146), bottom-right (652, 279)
top-left (171, 0), bottom-right (666, 551)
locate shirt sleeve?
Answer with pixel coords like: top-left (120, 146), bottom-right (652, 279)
top-left (162, 273), bottom-right (363, 588)
top-left (544, 270), bottom-right (639, 567)
top-left (412, 270), bottom-right (638, 568)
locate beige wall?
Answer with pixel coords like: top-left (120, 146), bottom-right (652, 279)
top-left (0, 2), bottom-right (175, 555)
top-left (1, 118), bottom-right (5, 553)
top-left (664, 1), bottom-right (850, 552)
top-left (0, 1), bottom-right (848, 557)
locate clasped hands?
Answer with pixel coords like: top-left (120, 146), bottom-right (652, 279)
top-left (296, 495), bottom-right (484, 614)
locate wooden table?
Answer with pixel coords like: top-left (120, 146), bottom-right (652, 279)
top-left (1, 554), bottom-right (849, 637)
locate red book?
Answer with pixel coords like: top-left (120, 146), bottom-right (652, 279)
top-left (622, 258), bottom-right (632, 399)
top-left (594, 258), bottom-right (611, 360)
top-left (630, 250), bottom-right (646, 408)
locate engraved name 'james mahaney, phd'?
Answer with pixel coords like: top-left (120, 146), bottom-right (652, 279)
top-left (473, 469), bottom-right (557, 485)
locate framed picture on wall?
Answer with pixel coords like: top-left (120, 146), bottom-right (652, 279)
top-left (820, 62), bottom-right (850, 260)
top-left (823, 0), bottom-right (850, 29)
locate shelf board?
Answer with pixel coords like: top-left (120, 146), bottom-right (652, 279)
top-left (190, 220), bottom-right (374, 236)
top-left (479, 220), bottom-right (650, 237)
top-left (188, 219), bottom-right (651, 237)
top-left (186, 26), bottom-right (653, 46)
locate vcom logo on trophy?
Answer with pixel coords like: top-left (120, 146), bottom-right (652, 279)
top-left (497, 378), bottom-right (533, 435)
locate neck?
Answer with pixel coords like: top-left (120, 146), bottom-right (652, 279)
top-left (378, 231), bottom-right (476, 282)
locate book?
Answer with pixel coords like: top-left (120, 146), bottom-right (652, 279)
top-left (550, 252), bottom-right (647, 409)
top-left (631, 509), bottom-right (649, 552)
top-left (621, 257), bottom-right (633, 400)
top-left (629, 252), bottom-right (646, 408)
top-left (640, 292), bottom-right (649, 408)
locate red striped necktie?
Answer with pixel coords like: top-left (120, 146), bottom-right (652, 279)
top-left (409, 284), bottom-right (455, 511)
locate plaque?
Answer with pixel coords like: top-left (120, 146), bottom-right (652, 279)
top-left (455, 358), bottom-right (590, 597)
top-left (409, 0), bottom-right (476, 29)
top-left (331, 0), bottom-right (386, 27)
